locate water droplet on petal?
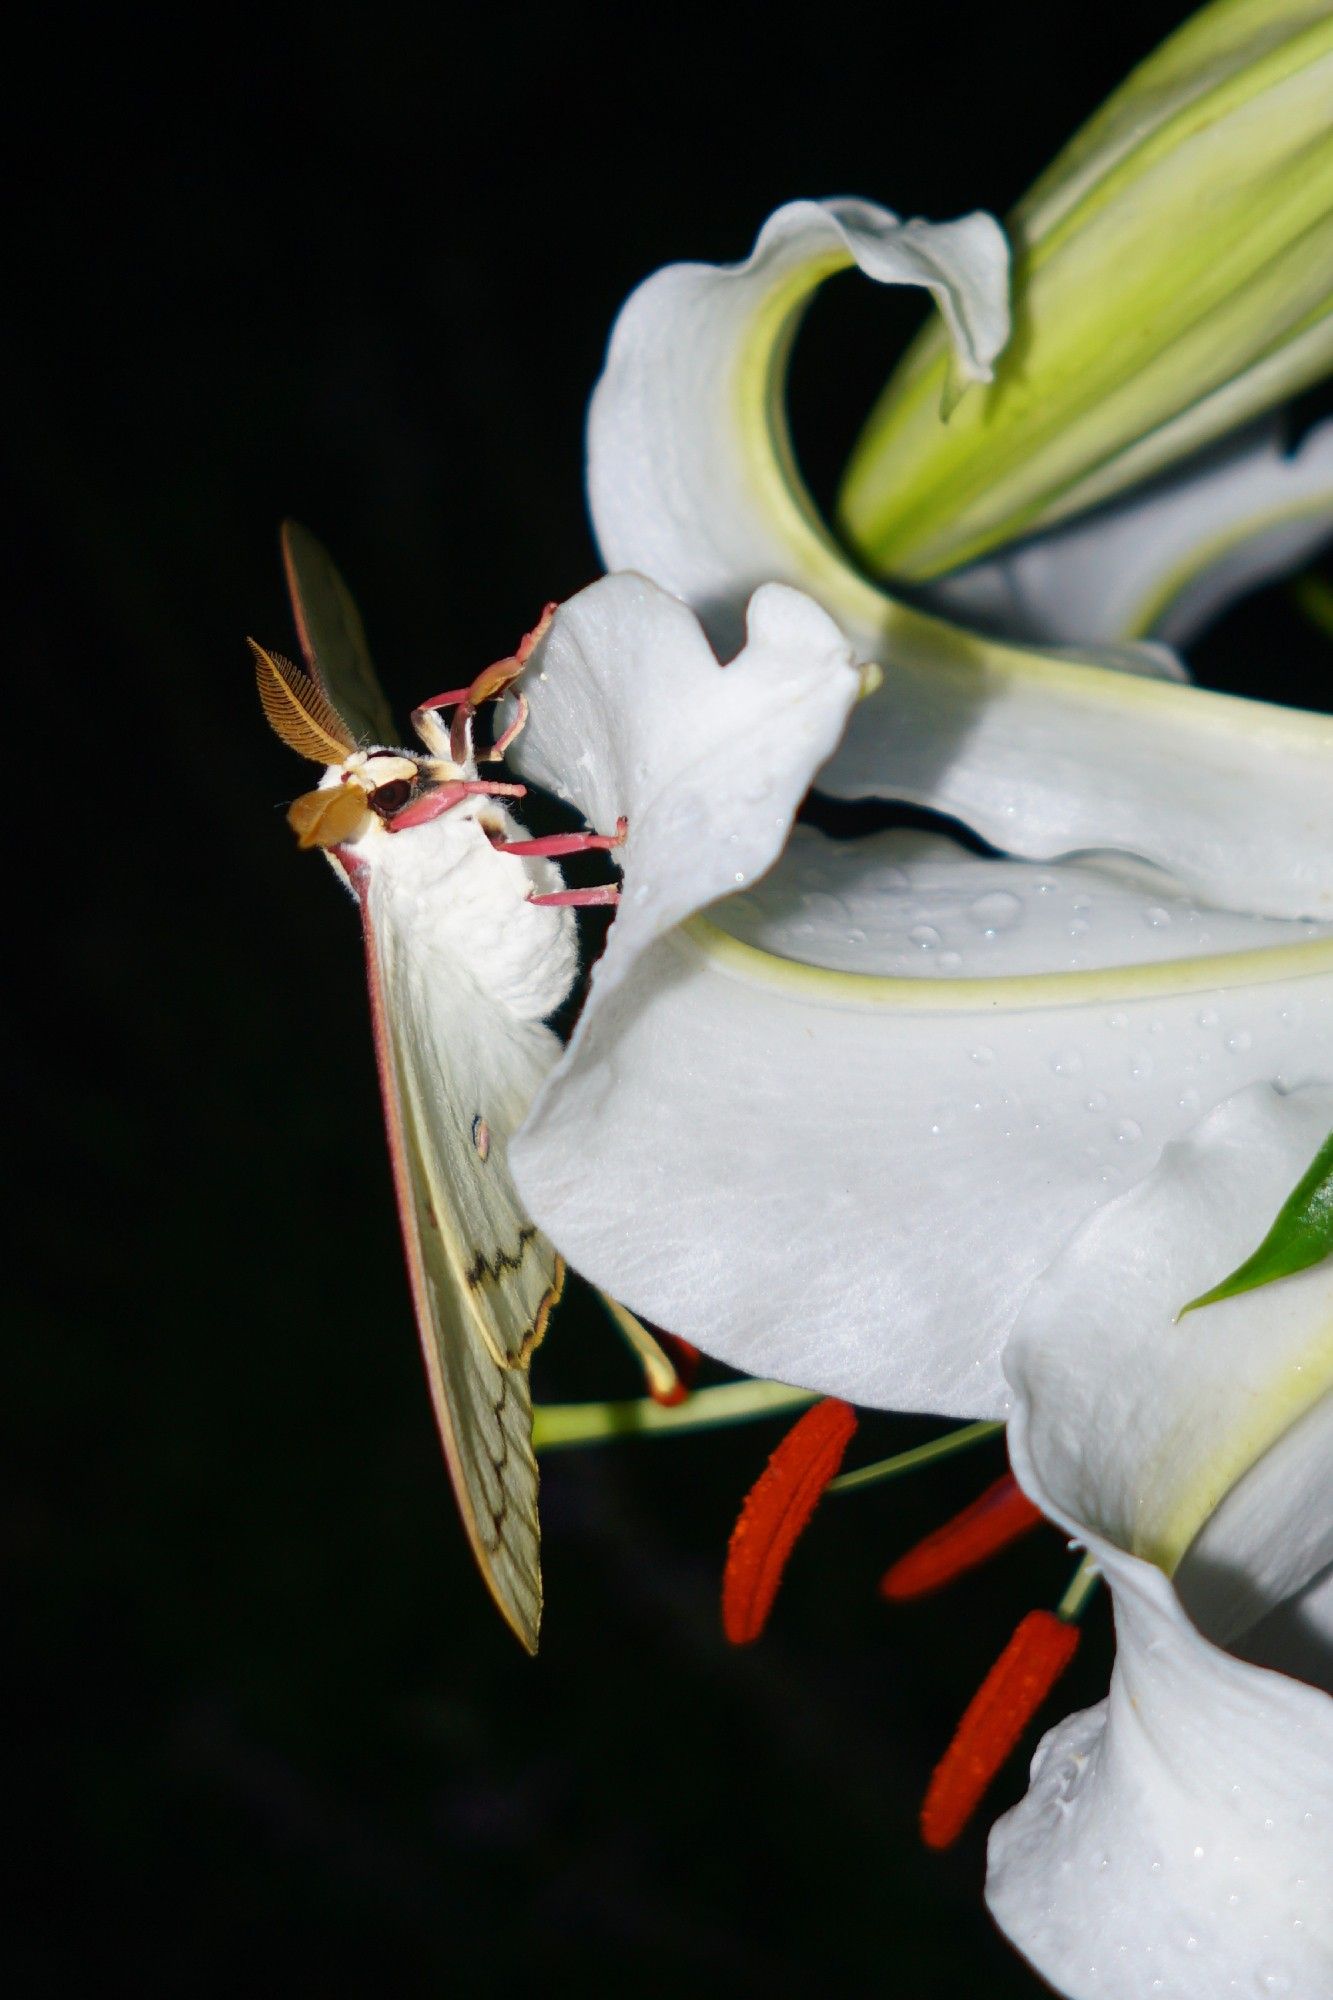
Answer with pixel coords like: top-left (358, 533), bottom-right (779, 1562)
top-left (909, 924), bottom-right (941, 950)
top-left (1226, 1028), bottom-right (1252, 1053)
top-left (970, 890), bottom-right (1022, 935)
top-left (1115, 1118), bottom-right (1142, 1144)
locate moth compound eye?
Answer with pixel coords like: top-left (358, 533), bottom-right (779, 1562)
top-left (369, 778), bottom-right (414, 818)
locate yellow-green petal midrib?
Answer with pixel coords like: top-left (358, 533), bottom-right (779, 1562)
top-left (686, 918), bottom-right (1333, 1014)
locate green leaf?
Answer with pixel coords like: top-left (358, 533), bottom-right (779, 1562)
top-left (1179, 1127), bottom-right (1333, 1316)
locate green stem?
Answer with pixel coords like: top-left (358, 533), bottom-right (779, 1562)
top-left (1056, 1552), bottom-right (1102, 1623)
top-left (532, 1379), bottom-right (818, 1450)
top-left (825, 1420), bottom-right (1005, 1494)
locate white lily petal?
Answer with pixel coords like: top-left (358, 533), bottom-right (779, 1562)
top-left (588, 196), bottom-right (1009, 651)
top-left (922, 418), bottom-right (1333, 650)
top-left (716, 826), bottom-right (1330, 978)
top-left (588, 201), bottom-right (1333, 918)
top-left (510, 572), bottom-right (863, 973)
top-left (989, 1085), bottom-right (1333, 2000)
top-left (513, 589), bottom-right (1333, 1414)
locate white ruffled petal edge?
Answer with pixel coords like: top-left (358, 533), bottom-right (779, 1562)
top-left (921, 418), bottom-right (1333, 651)
top-left (512, 577), bottom-right (1333, 1416)
top-left (588, 196), bottom-right (1009, 651)
top-left (587, 199), bottom-right (1333, 919)
top-left (988, 1085), bottom-right (1333, 2000)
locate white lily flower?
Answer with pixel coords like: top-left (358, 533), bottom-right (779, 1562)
top-left (509, 572), bottom-right (1333, 1417)
top-left (586, 197), bottom-right (1333, 915)
top-left (987, 1082), bottom-right (1333, 2000)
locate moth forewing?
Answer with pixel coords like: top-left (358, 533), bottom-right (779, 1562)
top-left (255, 532), bottom-right (577, 1654)
top-left (347, 845), bottom-right (567, 1654)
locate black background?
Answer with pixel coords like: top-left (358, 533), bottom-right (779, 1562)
top-left (8, 3), bottom-right (1329, 1994)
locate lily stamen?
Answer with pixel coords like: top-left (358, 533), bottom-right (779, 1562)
top-left (920, 1608), bottom-right (1081, 1852)
top-left (879, 1472), bottom-right (1044, 1601)
top-left (721, 1397), bottom-right (858, 1646)
top-left (599, 1295), bottom-right (701, 1407)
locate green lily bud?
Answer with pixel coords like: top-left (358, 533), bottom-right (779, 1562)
top-left (838, 0), bottom-right (1333, 581)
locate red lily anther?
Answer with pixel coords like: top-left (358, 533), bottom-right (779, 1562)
top-left (920, 1609), bottom-right (1080, 1850)
top-left (722, 1397), bottom-right (858, 1646)
top-left (880, 1472), bottom-right (1043, 1601)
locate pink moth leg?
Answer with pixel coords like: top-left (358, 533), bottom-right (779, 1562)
top-left (494, 816), bottom-right (627, 859)
top-left (528, 885), bottom-right (622, 908)
top-left (387, 778), bottom-right (526, 832)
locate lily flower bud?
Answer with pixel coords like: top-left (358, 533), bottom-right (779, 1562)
top-left (838, 0), bottom-right (1333, 580)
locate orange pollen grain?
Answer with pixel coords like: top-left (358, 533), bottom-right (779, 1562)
top-left (722, 1397), bottom-right (858, 1646)
top-left (880, 1473), bottom-right (1044, 1601)
top-left (920, 1609), bottom-right (1080, 1851)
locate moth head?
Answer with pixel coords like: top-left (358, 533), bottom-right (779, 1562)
top-left (252, 637), bottom-right (425, 849)
top-left (286, 752), bottom-right (425, 849)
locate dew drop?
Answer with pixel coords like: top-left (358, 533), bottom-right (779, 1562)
top-left (938, 950), bottom-right (962, 970)
top-left (1177, 1088), bottom-right (1200, 1112)
top-left (1084, 1091), bottom-right (1109, 1113)
top-left (970, 1045), bottom-right (995, 1065)
top-left (1225, 1028), bottom-right (1252, 1053)
top-left (1198, 1006), bottom-right (1221, 1030)
top-left (970, 890), bottom-right (1022, 935)
top-left (909, 924), bottom-right (942, 950)
top-left (1067, 918), bottom-right (1090, 938)
top-left (1106, 1011), bottom-right (1128, 1030)
top-left (1129, 1050), bottom-right (1154, 1080)
top-left (1143, 905), bottom-right (1172, 928)
top-left (734, 871), bottom-right (746, 885)
top-left (1115, 1118), bottom-right (1142, 1145)
top-left (1050, 1048), bottom-right (1084, 1077)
